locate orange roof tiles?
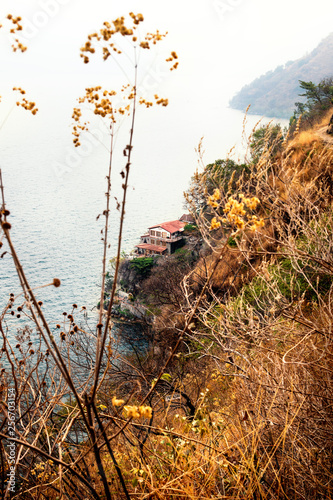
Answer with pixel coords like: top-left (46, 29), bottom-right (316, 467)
top-left (135, 243), bottom-right (166, 253)
top-left (148, 220), bottom-right (186, 234)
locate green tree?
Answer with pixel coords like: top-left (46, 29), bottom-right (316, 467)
top-left (299, 78), bottom-right (333, 107)
top-left (290, 77), bottom-right (333, 128)
top-left (130, 257), bottom-right (155, 279)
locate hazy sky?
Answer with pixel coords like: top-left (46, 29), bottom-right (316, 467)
top-left (1, 0), bottom-right (333, 171)
top-left (2, 0), bottom-right (333, 97)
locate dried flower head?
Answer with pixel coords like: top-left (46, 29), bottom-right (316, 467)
top-left (208, 193), bottom-right (264, 233)
top-left (123, 404), bottom-right (153, 419)
top-left (210, 217), bottom-right (221, 231)
top-left (3, 15), bottom-right (27, 52)
top-left (13, 88), bottom-right (38, 114)
top-left (112, 396), bottom-right (125, 407)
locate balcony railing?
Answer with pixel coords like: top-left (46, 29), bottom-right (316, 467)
top-left (148, 234), bottom-right (183, 242)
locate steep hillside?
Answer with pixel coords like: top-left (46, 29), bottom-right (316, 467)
top-left (229, 32), bottom-right (333, 118)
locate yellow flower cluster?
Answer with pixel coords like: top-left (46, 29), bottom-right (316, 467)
top-left (16, 98), bottom-right (37, 114)
top-left (7, 14), bottom-right (22, 32)
top-left (129, 12), bottom-right (144, 25)
top-left (72, 103), bottom-right (90, 146)
top-left (82, 40), bottom-right (95, 54)
top-left (13, 88), bottom-right (38, 115)
top-left (112, 396), bottom-right (125, 407)
top-left (99, 16), bottom-right (135, 38)
top-left (223, 197), bottom-right (247, 217)
top-left (112, 16), bottom-right (134, 36)
top-left (210, 217), bottom-right (221, 231)
top-left (139, 97), bottom-right (153, 108)
top-left (207, 188), bottom-right (221, 208)
top-left (144, 30), bottom-right (167, 45)
top-left (249, 215), bottom-right (265, 231)
top-left (139, 95), bottom-right (168, 108)
top-left (31, 460), bottom-right (54, 480)
top-left (12, 38), bottom-right (27, 53)
top-left (239, 194), bottom-right (260, 210)
top-left (101, 44), bottom-right (122, 60)
top-left (72, 86), bottom-right (132, 145)
top-left (2, 15), bottom-right (27, 52)
top-left (166, 51), bottom-right (179, 71)
top-left (208, 193), bottom-right (265, 232)
top-left (123, 405), bottom-right (153, 419)
top-left (80, 13), bottom-right (146, 62)
top-left (72, 107), bottom-right (87, 147)
top-left (71, 14), bottom-right (177, 143)
top-left (80, 12), bottom-right (173, 63)
top-left (72, 108), bottom-right (82, 122)
top-left (13, 86), bottom-right (25, 95)
top-left (223, 196), bottom-right (262, 230)
top-left (154, 95), bottom-right (169, 106)
top-left (94, 99), bottom-right (115, 118)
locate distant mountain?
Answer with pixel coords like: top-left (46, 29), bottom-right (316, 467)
top-left (229, 33), bottom-right (333, 119)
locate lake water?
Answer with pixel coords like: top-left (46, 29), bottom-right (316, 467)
top-left (0, 86), bottom-right (287, 329)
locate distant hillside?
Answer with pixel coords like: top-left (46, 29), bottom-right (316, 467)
top-left (229, 32), bottom-right (333, 119)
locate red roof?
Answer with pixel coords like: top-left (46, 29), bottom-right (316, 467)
top-left (135, 243), bottom-right (166, 254)
top-left (148, 220), bottom-right (186, 234)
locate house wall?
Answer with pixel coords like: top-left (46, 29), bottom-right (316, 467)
top-left (149, 239), bottom-right (167, 247)
top-left (149, 227), bottom-right (170, 239)
top-left (147, 227), bottom-right (172, 248)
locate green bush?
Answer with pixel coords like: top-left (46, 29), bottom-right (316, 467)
top-left (184, 223), bottom-right (197, 232)
top-left (129, 257), bottom-right (155, 278)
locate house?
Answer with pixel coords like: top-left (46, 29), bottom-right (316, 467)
top-left (135, 219), bottom-right (187, 256)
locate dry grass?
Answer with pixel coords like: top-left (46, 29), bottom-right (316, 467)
top-left (77, 310), bottom-right (333, 499)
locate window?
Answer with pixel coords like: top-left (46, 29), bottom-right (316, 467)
top-left (150, 230), bottom-right (156, 236)
top-left (151, 239), bottom-right (155, 245)
top-left (162, 232), bottom-right (167, 238)
top-left (156, 231), bottom-right (161, 237)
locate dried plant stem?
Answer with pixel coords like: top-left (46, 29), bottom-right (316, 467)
top-left (91, 401), bottom-right (131, 500)
top-left (0, 432), bottom-right (101, 500)
top-left (97, 123), bottom-right (115, 329)
top-left (92, 56), bottom-right (138, 401)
